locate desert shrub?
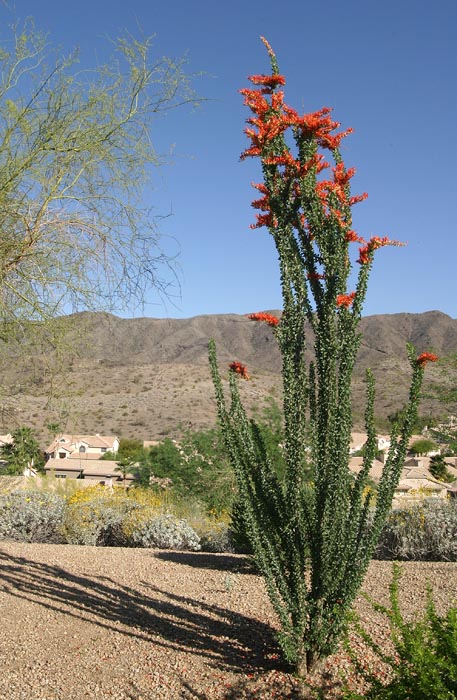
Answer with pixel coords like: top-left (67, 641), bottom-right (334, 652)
top-left (196, 518), bottom-right (234, 553)
top-left (0, 490), bottom-right (66, 543)
top-left (63, 495), bottom-right (140, 546)
top-left (130, 513), bottom-right (201, 551)
top-left (25, 474), bottom-right (86, 500)
top-left (66, 483), bottom-right (110, 505)
top-left (120, 504), bottom-right (161, 540)
top-left (343, 564), bottom-right (457, 700)
top-left (163, 497), bottom-right (235, 552)
top-left (64, 486), bottom-right (200, 549)
top-left (126, 486), bottom-right (172, 510)
top-left (374, 499), bottom-right (457, 562)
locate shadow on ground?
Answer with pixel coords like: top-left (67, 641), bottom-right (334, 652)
top-left (154, 550), bottom-right (257, 573)
top-left (0, 547), bottom-right (285, 676)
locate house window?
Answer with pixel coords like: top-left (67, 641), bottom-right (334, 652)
top-left (79, 446), bottom-right (86, 453)
top-left (100, 447), bottom-right (107, 453)
top-left (58, 452), bottom-right (66, 459)
top-left (55, 474), bottom-right (67, 479)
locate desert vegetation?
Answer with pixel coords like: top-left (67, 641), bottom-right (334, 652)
top-left (0, 12), bottom-right (455, 699)
top-left (0, 475), bottom-right (456, 561)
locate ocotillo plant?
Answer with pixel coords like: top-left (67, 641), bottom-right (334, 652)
top-left (208, 37), bottom-right (438, 677)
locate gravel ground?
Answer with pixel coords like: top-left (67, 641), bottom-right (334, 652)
top-left (0, 542), bottom-right (455, 700)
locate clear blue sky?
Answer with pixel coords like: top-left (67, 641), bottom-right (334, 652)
top-left (3, 0), bottom-right (456, 319)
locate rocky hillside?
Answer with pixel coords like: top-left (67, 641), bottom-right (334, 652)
top-left (0, 310), bottom-right (456, 443)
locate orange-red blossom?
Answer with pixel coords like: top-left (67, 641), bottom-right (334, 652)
top-left (229, 361), bottom-right (250, 380)
top-left (240, 71), bottom-right (368, 234)
top-left (358, 236), bottom-right (405, 265)
top-left (247, 312), bottom-right (280, 327)
top-left (416, 352), bottom-right (438, 367)
top-left (336, 292), bottom-right (356, 309)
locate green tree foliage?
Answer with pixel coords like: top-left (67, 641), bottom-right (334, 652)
top-left (100, 438), bottom-right (146, 463)
top-left (428, 455), bottom-right (453, 483)
top-left (410, 439), bottom-right (438, 456)
top-left (135, 410), bottom-right (285, 512)
top-left (118, 438), bottom-right (145, 461)
top-left (209, 39), bottom-right (436, 676)
top-left (136, 438), bottom-right (182, 489)
top-left (114, 457), bottom-right (137, 488)
top-left (0, 18), bottom-right (197, 325)
top-left (0, 15), bottom-right (198, 430)
top-left (135, 432), bottom-right (233, 509)
top-left (388, 410), bottom-right (435, 433)
top-left (0, 426), bottom-right (44, 474)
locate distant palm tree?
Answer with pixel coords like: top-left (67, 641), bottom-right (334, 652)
top-left (114, 458), bottom-right (135, 488)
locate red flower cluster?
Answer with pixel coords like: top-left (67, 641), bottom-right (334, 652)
top-left (264, 151), bottom-right (328, 177)
top-left (345, 230), bottom-right (365, 243)
top-left (229, 361), bottom-right (250, 380)
top-left (358, 236), bottom-right (404, 265)
top-left (416, 352), bottom-right (438, 367)
top-left (250, 212), bottom-right (278, 229)
top-left (288, 106), bottom-right (353, 151)
top-left (247, 312), bottom-right (280, 327)
top-left (240, 53), bottom-right (353, 165)
top-left (315, 163), bottom-right (368, 217)
top-left (247, 73), bottom-right (286, 92)
top-left (336, 292), bottom-right (356, 309)
top-left (239, 49), bottom-right (372, 237)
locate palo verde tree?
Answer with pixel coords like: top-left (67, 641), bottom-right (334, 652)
top-left (0, 16), bottom-right (198, 427)
top-left (0, 17), bottom-right (197, 324)
top-left (209, 38), bottom-right (438, 676)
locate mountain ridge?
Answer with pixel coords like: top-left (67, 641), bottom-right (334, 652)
top-left (1, 310), bottom-right (456, 442)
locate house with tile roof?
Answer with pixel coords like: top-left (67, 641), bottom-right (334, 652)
top-left (44, 457), bottom-right (136, 486)
top-left (45, 434), bottom-right (119, 461)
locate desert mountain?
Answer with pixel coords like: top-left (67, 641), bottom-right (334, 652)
top-left (1, 310), bottom-right (456, 443)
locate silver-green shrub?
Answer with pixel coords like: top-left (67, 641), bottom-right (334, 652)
top-left (0, 491), bottom-right (66, 543)
top-left (375, 499), bottom-right (457, 562)
top-left (130, 513), bottom-right (201, 551)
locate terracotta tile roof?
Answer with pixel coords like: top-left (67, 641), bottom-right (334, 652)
top-left (67, 452), bottom-right (107, 460)
top-left (44, 458), bottom-right (134, 480)
top-left (348, 457), bottom-right (385, 482)
top-left (45, 434), bottom-right (118, 454)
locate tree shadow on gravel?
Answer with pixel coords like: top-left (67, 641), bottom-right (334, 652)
top-left (155, 551), bottom-right (257, 573)
top-left (0, 547), bottom-right (286, 675)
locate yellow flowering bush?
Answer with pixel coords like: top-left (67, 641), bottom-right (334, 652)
top-left (66, 483), bottom-right (117, 506)
top-left (125, 487), bottom-right (170, 509)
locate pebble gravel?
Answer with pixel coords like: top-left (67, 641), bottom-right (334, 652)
top-left (0, 542), bottom-right (455, 699)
